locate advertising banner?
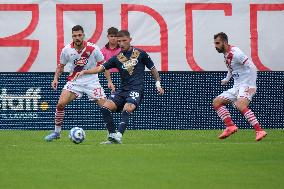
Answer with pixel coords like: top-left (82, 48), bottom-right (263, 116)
top-left (0, 72), bottom-right (283, 130)
top-left (0, 0), bottom-right (284, 72)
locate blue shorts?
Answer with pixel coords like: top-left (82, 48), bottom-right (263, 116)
top-left (109, 88), bottom-right (144, 112)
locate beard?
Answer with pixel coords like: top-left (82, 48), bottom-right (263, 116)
top-left (215, 46), bottom-right (225, 53)
top-left (74, 40), bottom-right (83, 47)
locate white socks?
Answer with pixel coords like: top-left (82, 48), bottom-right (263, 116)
top-left (55, 126), bottom-right (61, 133)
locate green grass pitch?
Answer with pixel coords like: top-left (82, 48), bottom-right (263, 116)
top-left (0, 129), bottom-right (283, 189)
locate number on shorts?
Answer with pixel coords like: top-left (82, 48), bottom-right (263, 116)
top-left (93, 88), bottom-right (102, 98)
top-left (130, 91), bottom-right (139, 100)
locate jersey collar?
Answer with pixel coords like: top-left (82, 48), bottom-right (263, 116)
top-left (224, 45), bottom-right (233, 56)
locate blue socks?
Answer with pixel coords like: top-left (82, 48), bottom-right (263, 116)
top-left (101, 107), bottom-right (131, 135)
top-left (118, 111), bottom-right (131, 134)
top-left (100, 107), bottom-right (116, 133)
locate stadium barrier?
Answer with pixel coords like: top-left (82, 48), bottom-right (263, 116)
top-left (0, 72), bottom-right (283, 130)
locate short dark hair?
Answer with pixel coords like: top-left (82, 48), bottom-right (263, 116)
top-left (117, 30), bottom-right (130, 37)
top-left (214, 32), bottom-right (228, 43)
top-left (72, 25), bottom-right (84, 33)
top-left (107, 27), bottom-right (119, 35)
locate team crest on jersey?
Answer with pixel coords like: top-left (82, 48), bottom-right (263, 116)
top-left (74, 57), bottom-right (88, 66)
top-left (117, 49), bottom-right (140, 75)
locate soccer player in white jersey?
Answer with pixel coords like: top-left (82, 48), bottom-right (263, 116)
top-left (212, 32), bottom-right (267, 141)
top-left (44, 25), bottom-right (115, 141)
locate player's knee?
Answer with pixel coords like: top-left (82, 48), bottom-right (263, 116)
top-left (56, 104), bottom-right (65, 111)
top-left (102, 100), bottom-right (117, 111)
top-left (212, 97), bottom-right (222, 108)
top-left (96, 98), bottom-right (106, 107)
top-left (123, 103), bottom-right (136, 113)
top-left (123, 107), bottom-right (134, 113)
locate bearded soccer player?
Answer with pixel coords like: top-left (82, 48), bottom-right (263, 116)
top-left (73, 30), bottom-right (164, 144)
top-left (44, 25), bottom-right (115, 141)
top-left (212, 32), bottom-right (267, 141)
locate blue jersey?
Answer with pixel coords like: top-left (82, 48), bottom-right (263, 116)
top-left (102, 47), bottom-right (155, 90)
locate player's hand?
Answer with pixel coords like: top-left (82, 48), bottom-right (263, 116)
top-left (221, 79), bottom-right (229, 85)
top-left (108, 81), bottom-right (116, 94)
top-left (51, 79), bottom-right (58, 90)
top-left (73, 71), bottom-right (85, 81)
top-left (157, 87), bottom-right (164, 95)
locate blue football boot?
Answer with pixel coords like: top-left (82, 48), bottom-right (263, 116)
top-left (44, 132), bottom-right (60, 142)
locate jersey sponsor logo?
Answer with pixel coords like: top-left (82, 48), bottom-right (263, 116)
top-left (74, 57), bottom-right (88, 66)
top-left (122, 59), bottom-right (138, 75)
top-left (117, 49), bottom-right (140, 75)
top-left (73, 57), bottom-right (88, 74)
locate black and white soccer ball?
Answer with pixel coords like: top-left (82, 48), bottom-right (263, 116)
top-left (69, 127), bottom-right (86, 144)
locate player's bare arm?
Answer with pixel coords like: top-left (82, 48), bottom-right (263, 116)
top-left (73, 65), bottom-right (105, 81)
top-left (104, 70), bottom-right (116, 93)
top-left (150, 67), bottom-right (164, 95)
top-left (52, 64), bottom-right (65, 90)
top-left (221, 70), bottom-right (232, 85)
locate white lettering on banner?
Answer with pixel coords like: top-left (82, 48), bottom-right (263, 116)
top-left (1, 113), bottom-right (38, 119)
top-left (0, 88), bottom-right (41, 111)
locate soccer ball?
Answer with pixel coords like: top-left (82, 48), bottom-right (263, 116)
top-left (69, 127), bottom-right (86, 144)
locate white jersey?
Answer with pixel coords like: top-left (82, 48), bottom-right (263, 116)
top-left (60, 41), bottom-right (105, 84)
top-left (223, 46), bottom-right (257, 88)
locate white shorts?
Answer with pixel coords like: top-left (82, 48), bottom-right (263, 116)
top-left (63, 81), bottom-right (106, 101)
top-left (218, 86), bottom-right (256, 102)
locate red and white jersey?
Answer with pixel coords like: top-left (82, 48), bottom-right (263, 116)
top-left (60, 41), bottom-right (105, 84)
top-left (223, 46), bottom-right (257, 88)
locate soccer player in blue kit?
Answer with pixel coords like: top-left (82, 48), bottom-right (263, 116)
top-left (74, 30), bottom-right (164, 144)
